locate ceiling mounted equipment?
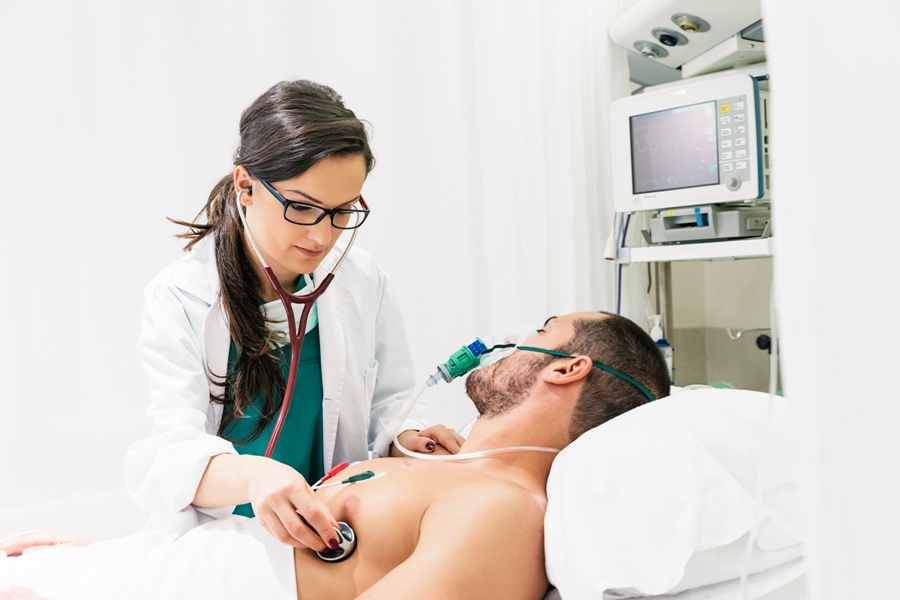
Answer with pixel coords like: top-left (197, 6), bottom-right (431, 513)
top-left (610, 0), bottom-right (763, 71)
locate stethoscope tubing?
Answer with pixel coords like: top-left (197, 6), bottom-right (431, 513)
top-left (262, 269), bottom-right (334, 457)
top-left (234, 187), bottom-right (358, 458)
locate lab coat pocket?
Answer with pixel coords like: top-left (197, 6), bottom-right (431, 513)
top-left (364, 360), bottom-right (379, 412)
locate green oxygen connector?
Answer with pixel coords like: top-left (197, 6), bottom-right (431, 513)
top-left (426, 338), bottom-right (489, 386)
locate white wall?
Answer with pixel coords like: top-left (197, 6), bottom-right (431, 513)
top-left (0, 0), bottom-right (477, 512)
top-left (0, 1), bottom-right (626, 513)
top-left (672, 259), bottom-right (772, 330)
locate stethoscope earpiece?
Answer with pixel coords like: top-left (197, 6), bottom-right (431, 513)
top-left (316, 521), bottom-right (357, 563)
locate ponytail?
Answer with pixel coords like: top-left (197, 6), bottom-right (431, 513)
top-left (170, 173), bottom-right (285, 443)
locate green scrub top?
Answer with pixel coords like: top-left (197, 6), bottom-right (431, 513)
top-left (222, 278), bottom-right (325, 518)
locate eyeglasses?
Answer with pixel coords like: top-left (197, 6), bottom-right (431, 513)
top-left (515, 346), bottom-right (656, 401)
top-left (260, 180), bottom-right (370, 230)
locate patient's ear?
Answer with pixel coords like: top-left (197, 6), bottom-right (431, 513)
top-left (541, 355), bottom-right (592, 386)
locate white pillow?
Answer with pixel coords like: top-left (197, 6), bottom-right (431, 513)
top-left (544, 387), bottom-right (802, 599)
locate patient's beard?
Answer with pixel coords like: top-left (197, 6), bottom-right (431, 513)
top-left (465, 353), bottom-right (552, 418)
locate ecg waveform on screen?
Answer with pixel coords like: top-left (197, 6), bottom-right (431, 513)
top-left (630, 103), bottom-right (719, 194)
top-left (633, 127), bottom-right (709, 153)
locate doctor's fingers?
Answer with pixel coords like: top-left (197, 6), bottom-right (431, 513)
top-left (419, 426), bottom-right (465, 454)
top-left (257, 502), bottom-right (331, 551)
top-left (289, 492), bottom-right (341, 547)
top-left (274, 492), bottom-right (340, 551)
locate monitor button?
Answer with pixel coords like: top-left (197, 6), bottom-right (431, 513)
top-left (722, 163), bottom-right (734, 172)
top-left (735, 149), bottom-right (747, 159)
top-left (720, 116), bottom-right (732, 125)
top-left (722, 151), bottom-right (733, 160)
top-left (726, 173), bottom-right (743, 191)
top-left (721, 139), bottom-right (733, 148)
top-left (734, 101), bottom-right (745, 110)
top-left (736, 161), bottom-right (748, 170)
top-left (734, 114), bottom-right (746, 123)
top-left (735, 138), bottom-right (746, 147)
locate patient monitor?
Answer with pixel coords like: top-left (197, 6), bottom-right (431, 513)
top-left (611, 72), bottom-right (770, 215)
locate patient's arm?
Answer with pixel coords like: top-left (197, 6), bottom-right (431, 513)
top-left (357, 480), bottom-right (549, 600)
top-left (0, 585), bottom-right (47, 599)
top-left (0, 531), bottom-right (92, 557)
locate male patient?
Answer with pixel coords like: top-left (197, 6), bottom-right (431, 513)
top-left (0, 311), bottom-right (670, 600)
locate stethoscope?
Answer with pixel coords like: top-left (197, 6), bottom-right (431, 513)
top-left (307, 462), bottom-right (387, 563)
top-left (234, 186), bottom-right (365, 458)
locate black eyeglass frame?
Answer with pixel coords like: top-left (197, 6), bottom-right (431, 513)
top-left (260, 180), bottom-right (370, 230)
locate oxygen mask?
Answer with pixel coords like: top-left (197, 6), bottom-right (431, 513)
top-left (426, 323), bottom-right (539, 387)
top-left (391, 322), bottom-right (560, 462)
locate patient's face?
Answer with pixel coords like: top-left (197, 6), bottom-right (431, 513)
top-left (465, 314), bottom-right (580, 418)
top-left (466, 350), bottom-right (551, 418)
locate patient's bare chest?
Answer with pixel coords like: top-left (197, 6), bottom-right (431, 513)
top-left (293, 458), bottom-right (483, 599)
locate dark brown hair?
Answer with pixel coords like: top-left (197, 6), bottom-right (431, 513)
top-left (560, 312), bottom-right (671, 441)
top-left (171, 80), bottom-right (374, 442)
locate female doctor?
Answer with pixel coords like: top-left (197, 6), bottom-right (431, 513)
top-left (124, 80), bottom-right (464, 553)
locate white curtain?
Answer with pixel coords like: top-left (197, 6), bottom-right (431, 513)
top-left (0, 1), bottom-right (628, 511)
top-left (393, 2), bottom-right (632, 424)
top-left (761, 0), bottom-right (900, 596)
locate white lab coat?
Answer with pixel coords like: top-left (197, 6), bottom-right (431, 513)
top-left (124, 236), bottom-right (427, 532)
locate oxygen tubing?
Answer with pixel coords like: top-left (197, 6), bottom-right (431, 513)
top-left (390, 382), bottom-right (560, 462)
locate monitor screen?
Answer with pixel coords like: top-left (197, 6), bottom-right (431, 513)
top-left (630, 100), bottom-right (719, 194)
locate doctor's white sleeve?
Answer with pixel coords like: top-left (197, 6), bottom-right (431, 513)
top-left (124, 284), bottom-right (237, 522)
top-left (367, 273), bottom-right (430, 458)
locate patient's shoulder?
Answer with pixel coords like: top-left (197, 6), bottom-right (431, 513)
top-left (413, 477), bottom-right (548, 598)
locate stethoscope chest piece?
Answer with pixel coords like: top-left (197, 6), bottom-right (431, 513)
top-left (316, 521), bottom-right (357, 563)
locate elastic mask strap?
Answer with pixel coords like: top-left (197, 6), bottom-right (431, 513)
top-left (515, 346), bottom-right (656, 402)
top-left (481, 343), bottom-right (516, 355)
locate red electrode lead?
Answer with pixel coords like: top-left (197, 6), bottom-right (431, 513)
top-left (321, 462), bottom-right (350, 483)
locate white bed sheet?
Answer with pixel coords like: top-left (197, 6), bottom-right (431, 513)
top-left (542, 559), bottom-right (807, 600)
top-left (0, 516), bottom-right (297, 600)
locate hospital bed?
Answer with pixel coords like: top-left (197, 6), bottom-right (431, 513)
top-left (2, 387), bottom-right (804, 600)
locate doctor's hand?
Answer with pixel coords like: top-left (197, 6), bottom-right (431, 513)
top-left (242, 456), bottom-right (342, 552)
top-left (392, 426), bottom-right (465, 456)
top-left (0, 530), bottom-right (92, 557)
